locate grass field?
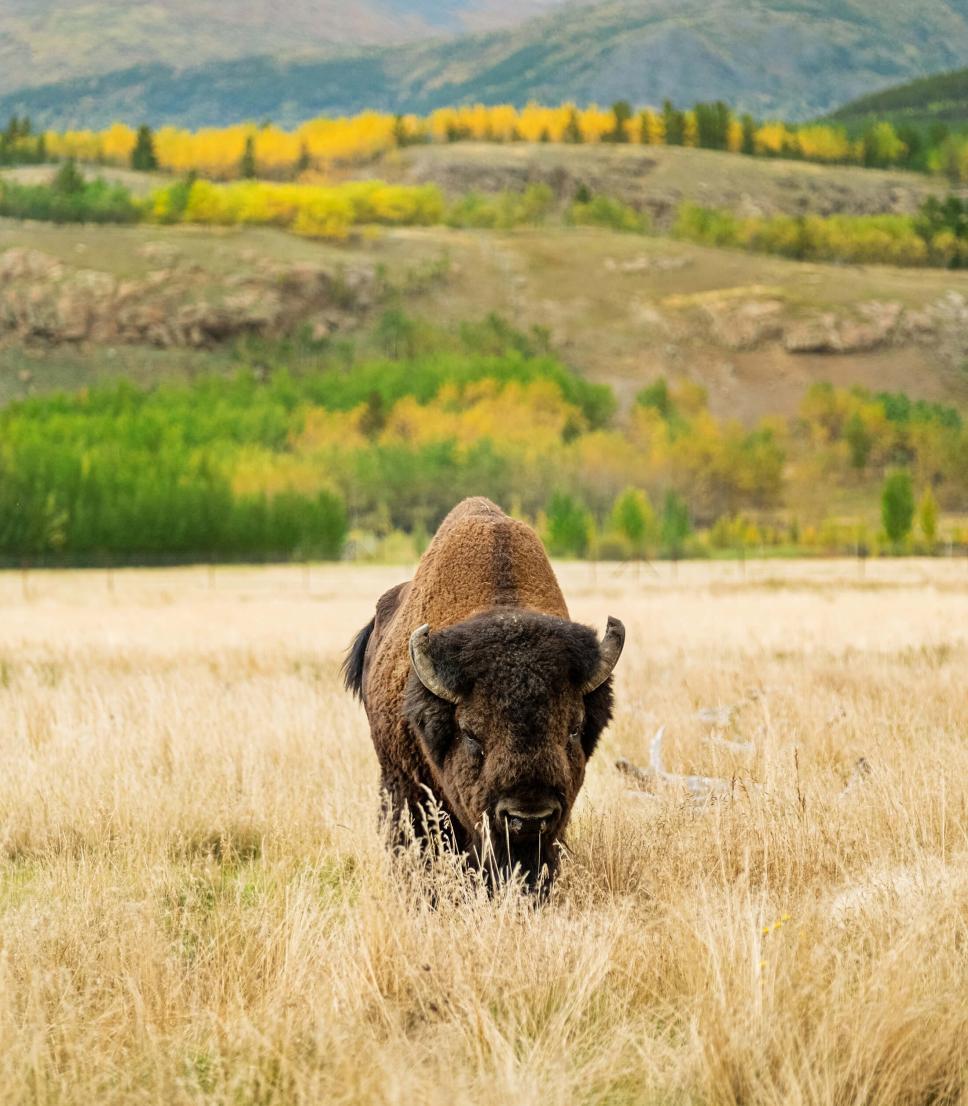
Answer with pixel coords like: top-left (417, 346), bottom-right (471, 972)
top-left (1, 559), bottom-right (966, 1104)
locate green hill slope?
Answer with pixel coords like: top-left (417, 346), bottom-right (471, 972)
top-left (830, 67), bottom-right (968, 131)
top-left (0, 0), bottom-right (574, 95)
top-left (1, 0), bottom-right (966, 128)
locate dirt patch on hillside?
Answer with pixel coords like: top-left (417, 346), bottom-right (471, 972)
top-left (365, 143), bottom-right (946, 229)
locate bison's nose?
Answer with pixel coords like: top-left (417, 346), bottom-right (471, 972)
top-left (494, 797), bottom-right (563, 837)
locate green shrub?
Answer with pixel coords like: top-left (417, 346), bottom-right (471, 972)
top-left (673, 202), bottom-right (966, 267)
top-left (568, 195), bottom-right (649, 233)
top-left (0, 165), bottom-right (140, 224)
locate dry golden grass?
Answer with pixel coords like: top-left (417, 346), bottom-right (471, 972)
top-left (1, 559), bottom-right (967, 1105)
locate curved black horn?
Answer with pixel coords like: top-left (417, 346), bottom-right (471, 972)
top-left (409, 624), bottom-right (460, 704)
top-left (582, 616), bottom-right (625, 693)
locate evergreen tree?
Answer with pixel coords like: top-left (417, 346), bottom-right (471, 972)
top-left (52, 158), bottom-right (85, 195)
top-left (881, 470), bottom-right (915, 547)
top-left (607, 101), bottom-right (633, 143)
top-left (740, 114), bottom-right (757, 156)
top-left (240, 134), bottom-right (257, 179)
top-left (131, 124), bottom-right (158, 172)
top-left (564, 109), bottom-right (584, 144)
top-left (695, 101), bottom-right (731, 150)
top-left (662, 100), bottom-right (685, 146)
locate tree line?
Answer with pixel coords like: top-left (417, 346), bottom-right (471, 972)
top-left (1, 317), bottom-right (965, 565)
top-left (14, 99), bottom-right (965, 184)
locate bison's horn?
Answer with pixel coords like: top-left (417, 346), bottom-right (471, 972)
top-left (582, 616), bottom-right (626, 694)
top-left (409, 624), bottom-right (460, 704)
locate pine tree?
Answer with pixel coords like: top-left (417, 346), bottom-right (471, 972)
top-left (607, 101), bottom-right (632, 143)
top-left (240, 135), bottom-right (257, 179)
top-left (741, 114), bottom-right (757, 156)
top-left (564, 109), bottom-right (584, 144)
top-left (695, 101), bottom-right (731, 150)
top-left (662, 100), bottom-right (685, 146)
top-left (52, 158), bottom-right (85, 195)
top-left (131, 124), bottom-right (158, 172)
top-left (392, 115), bottom-right (409, 148)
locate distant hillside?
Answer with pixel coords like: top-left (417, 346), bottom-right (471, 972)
top-left (1, 0), bottom-right (967, 128)
top-left (0, 0), bottom-right (575, 95)
top-left (830, 67), bottom-right (968, 131)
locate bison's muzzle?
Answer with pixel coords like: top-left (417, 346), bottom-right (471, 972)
top-left (493, 796), bottom-right (563, 839)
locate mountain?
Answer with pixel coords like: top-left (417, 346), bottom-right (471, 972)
top-left (829, 67), bottom-right (968, 131)
top-left (0, 0), bottom-right (577, 95)
top-left (1, 0), bottom-right (967, 128)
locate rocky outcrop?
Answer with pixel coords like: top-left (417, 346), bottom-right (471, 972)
top-left (660, 290), bottom-right (968, 365)
top-left (781, 297), bottom-right (962, 357)
top-left (703, 298), bottom-right (785, 350)
top-left (0, 247), bottom-right (379, 347)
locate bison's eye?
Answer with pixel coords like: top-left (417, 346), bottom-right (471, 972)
top-left (568, 716), bottom-right (584, 746)
top-left (462, 731), bottom-right (484, 760)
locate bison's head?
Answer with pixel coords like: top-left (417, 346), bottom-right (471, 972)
top-left (403, 609), bottom-right (624, 891)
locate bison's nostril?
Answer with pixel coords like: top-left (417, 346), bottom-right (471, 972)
top-left (494, 797), bottom-right (562, 835)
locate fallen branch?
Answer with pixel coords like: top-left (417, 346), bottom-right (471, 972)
top-left (707, 731), bottom-right (756, 754)
top-left (696, 706), bottom-right (736, 727)
top-left (650, 726), bottom-right (732, 798)
top-left (615, 756), bottom-right (656, 788)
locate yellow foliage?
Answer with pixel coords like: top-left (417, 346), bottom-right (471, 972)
top-left (147, 178), bottom-right (444, 238)
top-left (796, 125), bottom-right (851, 162)
top-left (726, 119), bottom-right (743, 154)
top-left (639, 110), bottom-right (665, 145)
top-left (577, 105), bottom-right (615, 143)
top-left (754, 122), bottom-right (793, 156)
top-left (40, 103), bottom-right (940, 183)
top-left (380, 379), bottom-right (580, 452)
top-left (101, 123), bottom-right (137, 163)
top-left (291, 408), bottom-right (368, 454)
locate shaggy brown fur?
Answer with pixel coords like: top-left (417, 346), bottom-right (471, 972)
top-left (343, 497), bottom-right (620, 891)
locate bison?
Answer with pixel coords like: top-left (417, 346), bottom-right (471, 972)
top-left (343, 497), bottom-right (624, 891)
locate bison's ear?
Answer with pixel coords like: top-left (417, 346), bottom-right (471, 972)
top-left (580, 678), bottom-right (614, 758)
top-left (403, 672), bottom-right (458, 768)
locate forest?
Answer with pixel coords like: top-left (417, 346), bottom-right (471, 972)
top-left (1, 315), bottom-right (965, 565)
top-left (0, 96), bottom-right (965, 183)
